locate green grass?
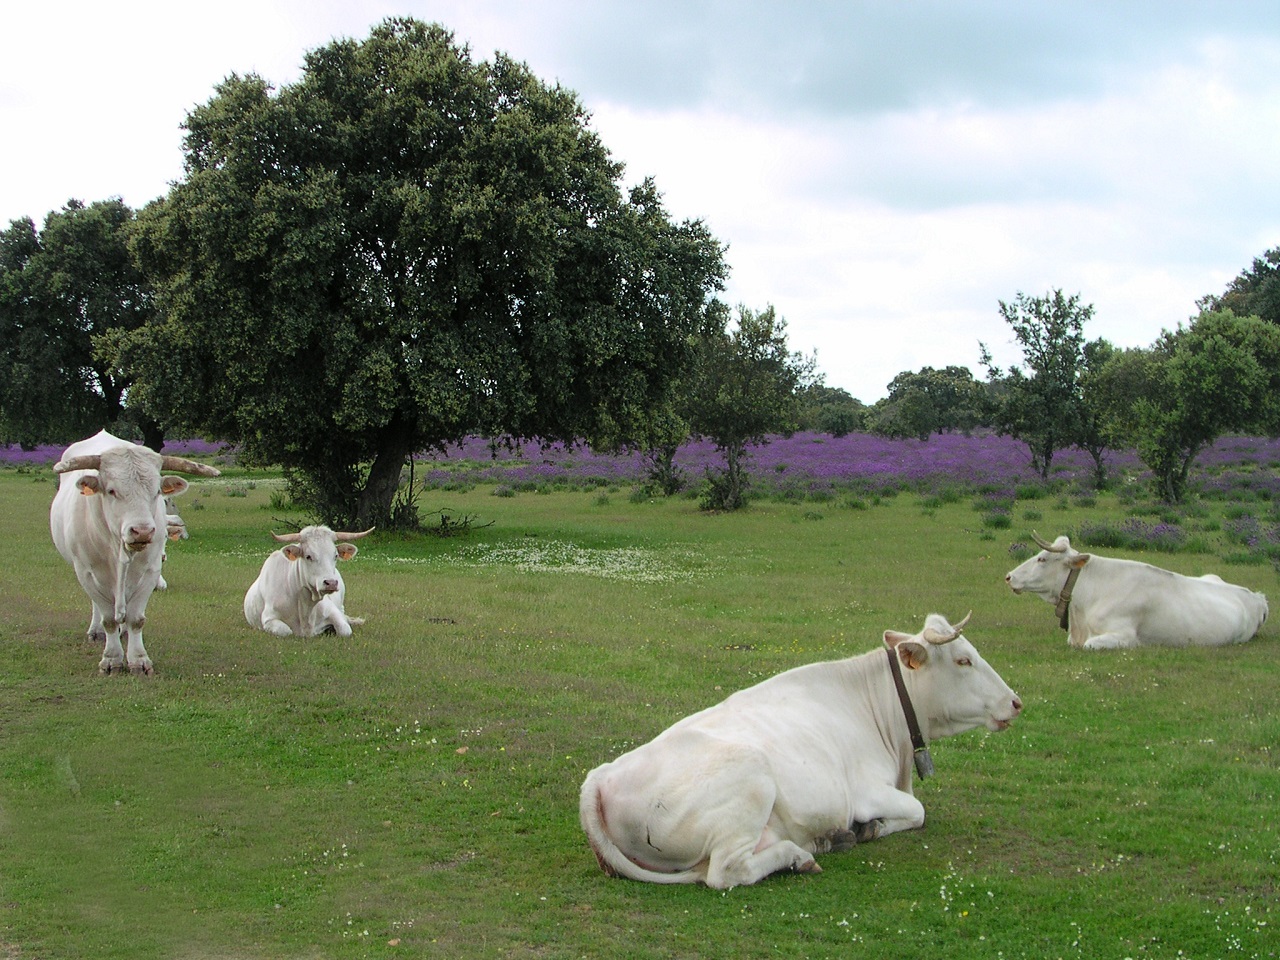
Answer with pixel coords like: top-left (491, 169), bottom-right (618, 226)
top-left (1, 468), bottom-right (1277, 958)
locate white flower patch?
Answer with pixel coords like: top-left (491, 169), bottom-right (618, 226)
top-left (455, 539), bottom-right (702, 583)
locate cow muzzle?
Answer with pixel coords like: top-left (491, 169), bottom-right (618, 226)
top-left (124, 527), bottom-right (156, 552)
top-left (989, 694), bottom-right (1024, 731)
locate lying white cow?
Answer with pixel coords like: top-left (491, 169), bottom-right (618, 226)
top-left (243, 526), bottom-right (373, 637)
top-left (1006, 533), bottom-right (1268, 650)
top-left (579, 613), bottom-right (1022, 888)
top-left (50, 430), bottom-right (221, 674)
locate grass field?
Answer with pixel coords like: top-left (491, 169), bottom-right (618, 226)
top-left (0, 459), bottom-right (1277, 959)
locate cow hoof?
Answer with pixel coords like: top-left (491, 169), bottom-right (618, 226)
top-left (88, 630), bottom-right (107, 646)
top-left (853, 819), bottom-right (883, 843)
top-left (99, 657), bottom-right (125, 674)
top-left (795, 858), bottom-right (822, 875)
top-left (129, 661), bottom-right (154, 676)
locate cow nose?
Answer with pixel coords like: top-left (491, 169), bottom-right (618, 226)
top-left (321, 578), bottom-right (339, 595)
top-left (1011, 695), bottom-right (1024, 715)
top-left (1004, 573), bottom-right (1012, 584)
top-left (128, 524), bottom-right (155, 544)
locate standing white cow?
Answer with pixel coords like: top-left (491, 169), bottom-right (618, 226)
top-left (243, 526), bottom-right (373, 637)
top-left (1005, 533), bottom-right (1268, 650)
top-left (50, 430), bottom-right (221, 674)
top-left (580, 613), bottom-right (1022, 888)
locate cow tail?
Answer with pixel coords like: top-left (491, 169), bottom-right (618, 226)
top-left (578, 771), bottom-right (702, 885)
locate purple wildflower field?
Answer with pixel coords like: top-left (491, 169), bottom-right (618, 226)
top-left (6, 431), bottom-right (1279, 501)
top-left (413, 430), bottom-right (1280, 500)
top-left (0, 438), bottom-right (226, 468)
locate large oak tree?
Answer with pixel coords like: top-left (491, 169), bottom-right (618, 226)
top-left (125, 19), bottom-right (725, 526)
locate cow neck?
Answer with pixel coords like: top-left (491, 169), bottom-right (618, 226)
top-left (885, 647), bottom-right (935, 779)
top-left (1055, 565), bottom-right (1083, 631)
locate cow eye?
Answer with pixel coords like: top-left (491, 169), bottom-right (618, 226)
top-left (956, 657), bottom-right (972, 667)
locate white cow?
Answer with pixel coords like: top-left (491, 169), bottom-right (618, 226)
top-left (243, 526), bottom-right (373, 637)
top-left (579, 613), bottom-right (1022, 888)
top-left (50, 430), bottom-right (221, 674)
top-left (1005, 533), bottom-right (1269, 650)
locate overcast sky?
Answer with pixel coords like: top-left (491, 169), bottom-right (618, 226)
top-left (3, 1), bottom-right (1278, 401)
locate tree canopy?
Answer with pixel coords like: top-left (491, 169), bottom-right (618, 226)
top-left (0, 200), bottom-right (154, 448)
top-left (868, 365), bottom-right (986, 441)
top-left (1197, 247), bottom-right (1280, 326)
top-left (980, 289), bottom-right (1094, 479)
top-left (123, 18), bottom-right (725, 526)
top-left (1100, 310), bottom-right (1280, 502)
top-left (683, 304), bottom-right (817, 510)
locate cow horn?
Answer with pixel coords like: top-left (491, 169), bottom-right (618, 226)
top-left (53, 454), bottom-right (102, 473)
top-left (334, 527), bottom-right (375, 541)
top-left (271, 531), bottom-right (302, 543)
top-left (924, 611), bottom-right (971, 645)
top-left (160, 455), bottom-right (222, 477)
top-left (1031, 531), bottom-right (1058, 551)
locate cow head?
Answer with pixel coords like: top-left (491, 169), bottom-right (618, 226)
top-left (1005, 533), bottom-right (1090, 603)
top-left (272, 526), bottom-right (374, 601)
top-left (884, 613), bottom-right (1022, 737)
top-left (55, 446), bottom-right (219, 554)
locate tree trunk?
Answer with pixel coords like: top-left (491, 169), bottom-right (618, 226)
top-left (139, 416), bottom-right (166, 452)
top-left (357, 435), bottom-right (414, 528)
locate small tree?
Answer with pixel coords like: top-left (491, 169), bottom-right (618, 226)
top-left (797, 384), bottom-right (866, 437)
top-left (1105, 310), bottom-right (1280, 503)
top-left (980, 290), bottom-right (1093, 479)
top-left (684, 305), bottom-right (817, 510)
top-left (1074, 338), bottom-right (1117, 488)
top-left (869, 365), bottom-right (985, 441)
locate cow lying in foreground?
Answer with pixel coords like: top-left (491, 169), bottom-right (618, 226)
top-left (50, 430), bottom-right (221, 674)
top-left (579, 613), bottom-right (1022, 888)
top-left (1006, 533), bottom-right (1268, 650)
top-left (243, 526), bottom-right (373, 637)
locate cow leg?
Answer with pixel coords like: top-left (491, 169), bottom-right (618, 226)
top-left (706, 834), bottom-right (819, 890)
top-left (312, 598), bottom-right (353, 637)
top-left (1083, 629), bottom-right (1140, 650)
top-left (98, 616), bottom-right (127, 674)
top-left (814, 828), bottom-right (859, 853)
top-left (123, 616), bottom-right (152, 675)
top-left (86, 606), bottom-right (106, 646)
top-left (853, 787), bottom-right (926, 840)
top-left (259, 605), bottom-right (295, 637)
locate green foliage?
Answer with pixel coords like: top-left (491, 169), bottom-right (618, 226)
top-left (1198, 246), bottom-right (1280, 324)
top-left (980, 290), bottom-right (1095, 479)
top-left (684, 304), bottom-right (817, 510)
top-left (0, 200), bottom-right (155, 447)
top-left (868, 365), bottom-right (987, 441)
top-left (797, 384), bottom-right (868, 437)
top-left (1103, 311), bottom-right (1280, 502)
top-left (123, 18), bottom-right (725, 528)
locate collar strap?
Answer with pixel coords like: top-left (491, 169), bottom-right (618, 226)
top-left (886, 647), bottom-right (934, 779)
top-left (1055, 564), bottom-right (1082, 630)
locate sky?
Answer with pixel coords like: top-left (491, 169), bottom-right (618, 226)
top-left (3, 1), bottom-right (1279, 402)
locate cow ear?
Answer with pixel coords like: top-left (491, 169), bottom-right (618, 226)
top-left (1070, 554), bottom-right (1091, 569)
top-left (282, 544), bottom-right (304, 561)
top-left (883, 630), bottom-right (911, 648)
top-left (337, 543), bottom-right (358, 561)
top-left (897, 641), bottom-right (930, 670)
top-left (160, 476), bottom-right (189, 497)
top-left (76, 476), bottom-right (101, 496)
